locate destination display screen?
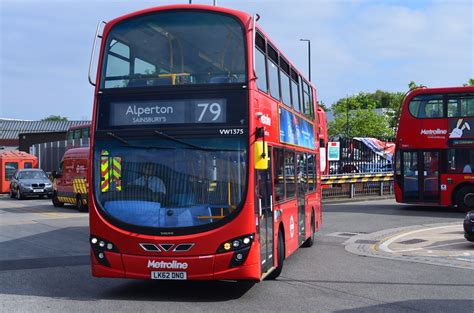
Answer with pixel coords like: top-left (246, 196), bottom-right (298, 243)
top-left (109, 99), bottom-right (227, 126)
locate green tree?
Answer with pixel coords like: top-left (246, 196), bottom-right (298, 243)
top-left (317, 101), bottom-right (328, 112)
top-left (328, 90), bottom-right (405, 139)
top-left (463, 78), bottom-right (474, 86)
top-left (408, 80), bottom-right (425, 90)
top-left (42, 115), bottom-right (68, 121)
top-left (328, 103), bottom-right (393, 139)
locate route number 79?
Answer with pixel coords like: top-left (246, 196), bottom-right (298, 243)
top-left (197, 102), bottom-right (222, 122)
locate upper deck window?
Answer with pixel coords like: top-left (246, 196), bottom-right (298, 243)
top-left (408, 95), bottom-right (443, 118)
top-left (100, 11), bottom-right (246, 89)
top-left (447, 94), bottom-right (474, 117)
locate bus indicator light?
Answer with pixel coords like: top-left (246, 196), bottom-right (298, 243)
top-left (224, 243), bottom-right (231, 250)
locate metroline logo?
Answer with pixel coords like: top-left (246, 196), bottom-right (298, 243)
top-left (147, 260), bottom-right (188, 269)
top-left (420, 129), bottom-right (447, 135)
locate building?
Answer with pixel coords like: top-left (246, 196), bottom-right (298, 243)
top-left (0, 119), bottom-right (91, 150)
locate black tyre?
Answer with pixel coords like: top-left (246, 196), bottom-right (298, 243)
top-left (76, 195), bottom-right (88, 212)
top-left (16, 189), bottom-right (24, 200)
top-left (52, 192), bottom-right (64, 207)
top-left (302, 211), bottom-right (315, 248)
top-left (455, 186), bottom-right (474, 213)
top-left (266, 228), bottom-right (285, 280)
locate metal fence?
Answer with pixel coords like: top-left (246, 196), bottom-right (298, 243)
top-left (328, 138), bottom-right (394, 175)
top-left (29, 138), bottom-right (89, 173)
top-left (321, 172), bottom-right (394, 200)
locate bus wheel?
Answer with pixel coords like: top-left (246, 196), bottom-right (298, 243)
top-left (455, 186), bottom-right (474, 213)
top-left (52, 192), bottom-right (64, 207)
top-left (76, 195), bottom-right (88, 212)
top-left (302, 211), bottom-right (315, 248)
top-left (266, 228), bottom-right (285, 280)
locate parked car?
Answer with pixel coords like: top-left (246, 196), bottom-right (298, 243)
top-left (464, 210), bottom-right (474, 242)
top-left (9, 169), bottom-right (52, 199)
top-left (52, 147), bottom-right (89, 212)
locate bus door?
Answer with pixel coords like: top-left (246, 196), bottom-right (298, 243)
top-left (297, 153), bottom-right (306, 245)
top-left (421, 151), bottom-right (440, 202)
top-left (402, 150), bottom-right (439, 202)
top-left (256, 147), bottom-right (274, 274)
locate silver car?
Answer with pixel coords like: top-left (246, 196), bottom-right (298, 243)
top-left (9, 169), bottom-right (53, 200)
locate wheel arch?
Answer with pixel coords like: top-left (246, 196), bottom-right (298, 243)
top-left (278, 221), bottom-right (286, 259)
top-left (451, 182), bottom-right (474, 206)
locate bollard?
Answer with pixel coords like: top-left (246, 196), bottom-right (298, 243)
top-left (350, 183), bottom-right (355, 198)
top-left (380, 182), bottom-right (384, 196)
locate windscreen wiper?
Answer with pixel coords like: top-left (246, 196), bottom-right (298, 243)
top-left (153, 130), bottom-right (238, 152)
top-left (105, 132), bottom-right (175, 150)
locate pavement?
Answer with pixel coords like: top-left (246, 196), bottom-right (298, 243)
top-left (344, 223), bottom-right (473, 270)
top-left (1, 196), bottom-right (473, 313)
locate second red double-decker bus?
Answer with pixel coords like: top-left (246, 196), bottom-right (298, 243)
top-left (88, 4), bottom-right (322, 281)
top-left (395, 86), bottom-right (474, 212)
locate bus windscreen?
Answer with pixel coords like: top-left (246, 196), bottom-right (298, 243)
top-left (100, 11), bottom-right (246, 89)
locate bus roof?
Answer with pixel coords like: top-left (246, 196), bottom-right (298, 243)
top-left (404, 86), bottom-right (474, 103)
top-left (105, 4), bottom-right (252, 34)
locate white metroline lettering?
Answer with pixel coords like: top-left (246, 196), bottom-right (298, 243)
top-left (147, 260), bottom-right (188, 269)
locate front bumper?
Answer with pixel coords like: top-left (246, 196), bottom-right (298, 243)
top-left (91, 250), bottom-right (261, 281)
top-left (20, 186), bottom-right (52, 196)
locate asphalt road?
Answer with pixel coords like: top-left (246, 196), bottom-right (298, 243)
top-left (0, 196), bottom-right (473, 313)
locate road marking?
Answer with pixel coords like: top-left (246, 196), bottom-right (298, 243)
top-left (385, 241), bottom-right (470, 254)
top-left (378, 224), bottom-right (462, 253)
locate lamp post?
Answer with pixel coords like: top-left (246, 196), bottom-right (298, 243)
top-left (299, 39), bottom-right (311, 82)
top-left (346, 96), bottom-right (350, 138)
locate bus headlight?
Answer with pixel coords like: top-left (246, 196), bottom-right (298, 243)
top-left (90, 235), bottom-right (119, 267)
top-left (217, 234), bottom-right (254, 268)
top-left (217, 234), bottom-right (254, 253)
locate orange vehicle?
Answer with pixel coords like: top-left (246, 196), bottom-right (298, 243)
top-left (0, 150), bottom-right (38, 193)
top-left (52, 147), bottom-right (89, 212)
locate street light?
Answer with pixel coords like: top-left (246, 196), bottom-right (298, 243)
top-left (299, 39), bottom-right (311, 82)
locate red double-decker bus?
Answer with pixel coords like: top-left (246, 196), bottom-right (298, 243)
top-left (88, 4), bottom-right (322, 281)
top-left (395, 86), bottom-right (474, 212)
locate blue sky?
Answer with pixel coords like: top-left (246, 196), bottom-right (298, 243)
top-left (1, 0), bottom-right (472, 120)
